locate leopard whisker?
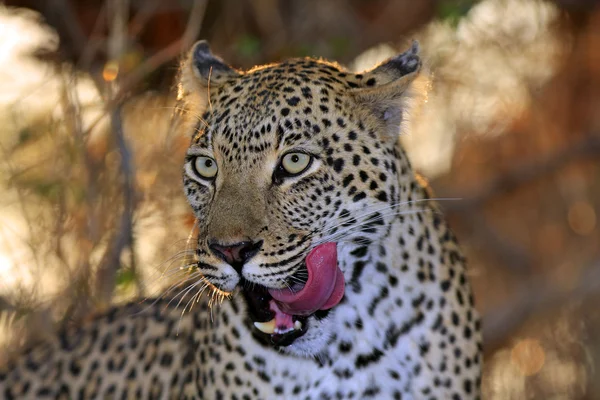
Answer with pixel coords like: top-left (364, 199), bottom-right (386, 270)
top-left (319, 209), bottom-right (431, 245)
top-left (144, 260), bottom-right (198, 291)
top-left (318, 198), bottom-right (459, 234)
top-left (143, 249), bottom-right (197, 286)
top-left (161, 272), bottom-right (202, 296)
top-left (177, 291), bottom-right (201, 334)
top-left (313, 209), bottom-right (436, 247)
top-left (170, 278), bottom-right (207, 312)
top-left (132, 271), bottom-right (202, 316)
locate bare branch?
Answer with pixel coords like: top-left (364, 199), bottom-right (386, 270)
top-left (112, 0), bottom-right (208, 102)
top-left (78, 2), bottom-right (108, 70)
top-left (95, 0), bottom-right (135, 305)
top-left (129, 0), bottom-right (163, 39)
top-left (95, 104), bottom-right (135, 304)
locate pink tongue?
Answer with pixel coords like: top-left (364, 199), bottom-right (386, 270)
top-left (268, 242), bottom-right (345, 316)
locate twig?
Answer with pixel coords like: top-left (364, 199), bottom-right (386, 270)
top-left (111, 0), bottom-right (208, 102)
top-left (95, 104), bottom-right (135, 304)
top-left (45, 0), bottom-right (87, 58)
top-left (77, 0), bottom-right (207, 139)
top-left (107, 0), bottom-right (130, 61)
top-left (129, 0), bottom-right (163, 39)
top-left (77, 1), bottom-right (108, 70)
top-left (94, 0), bottom-right (135, 305)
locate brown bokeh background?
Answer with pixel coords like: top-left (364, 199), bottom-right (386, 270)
top-left (0, 0), bottom-right (599, 398)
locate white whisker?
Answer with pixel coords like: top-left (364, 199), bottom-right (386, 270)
top-left (313, 208), bottom-right (437, 247)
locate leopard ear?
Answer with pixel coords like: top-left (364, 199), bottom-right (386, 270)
top-left (353, 41), bottom-right (421, 138)
top-left (179, 40), bottom-right (240, 102)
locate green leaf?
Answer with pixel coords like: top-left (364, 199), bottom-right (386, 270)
top-left (30, 180), bottom-right (62, 200)
top-left (437, 0), bottom-right (477, 27)
top-left (116, 268), bottom-right (137, 288)
top-left (330, 37), bottom-right (351, 59)
top-left (236, 35), bottom-right (261, 58)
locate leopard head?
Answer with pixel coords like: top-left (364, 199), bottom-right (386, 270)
top-left (179, 40), bottom-right (421, 355)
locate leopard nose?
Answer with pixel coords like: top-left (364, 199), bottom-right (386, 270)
top-left (208, 240), bottom-right (263, 272)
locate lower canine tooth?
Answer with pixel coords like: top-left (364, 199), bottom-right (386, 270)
top-left (294, 320), bottom-right (302, 330)
top-left (254, 319), bottom-right (276, 334)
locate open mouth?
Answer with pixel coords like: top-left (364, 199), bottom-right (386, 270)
top-left (242, 242), bottom-right (345, 347)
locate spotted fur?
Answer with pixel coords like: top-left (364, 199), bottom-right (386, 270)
top-left (0, 41), bottom-right (482, 399)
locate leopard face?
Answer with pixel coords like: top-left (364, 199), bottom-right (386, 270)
top-left (180, 41), bottom-right (421, 356)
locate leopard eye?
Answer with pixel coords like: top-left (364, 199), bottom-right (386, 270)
top-left (281, 152), bottom-right (311, 176)
top-left (192, 156), bottom-right (218, 180)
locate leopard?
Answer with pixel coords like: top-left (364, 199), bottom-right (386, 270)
top-left (0, 40), bottom-right (482, 399)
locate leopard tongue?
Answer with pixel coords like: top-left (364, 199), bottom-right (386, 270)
top-left (268, 242), bottom-right (345, 316)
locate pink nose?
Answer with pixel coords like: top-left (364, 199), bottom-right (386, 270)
top-left (208, 240), bottom-right (263, 272)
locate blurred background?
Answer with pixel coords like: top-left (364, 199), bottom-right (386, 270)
top-left (0, 0), bottom-right (599, 398)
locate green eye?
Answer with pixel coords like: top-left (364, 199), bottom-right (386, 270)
top-left (193, 156), bottom-right (218, 179)
top-left (281, 152), bottom-right (312, 175)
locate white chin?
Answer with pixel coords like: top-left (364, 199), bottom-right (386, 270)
top-left (281, 317), bottom-right (332, 357)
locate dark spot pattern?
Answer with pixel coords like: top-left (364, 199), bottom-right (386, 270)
top-left (0, 41), bottom-right (481, 400)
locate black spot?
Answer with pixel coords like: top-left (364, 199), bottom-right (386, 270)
top-left (440, 280), bottom-right (451, 292)
top-left (301, 87), bottom-right (313, 98)
top-left (36, 387), bottom-right (52, 396)
top-left (69, 359), bottom-right (81, 375)
top-left (355, 348), bottom-right (384, 369)
top-left (376, 191), bottom-right (388, 202)
top-left (333, 158), bottom-right (344, 173)
top-left (350, 261), bottom-right (366, 288)
top-left (160, 353), bottom-right (173, 367)
top-left (375, 262), bottom-right (387, 272)
top-left (419, 342), bottom-right (430, 356)
top-left (314, 309), bottom-right (331, 320)
top-left (353, 192), bottom-right (366, 202)
top-left (342, 174), bottom-right (354, 188)
top-left (339, 341), bottom-right (353, 353)
top-left (464, 326), bottom-right (472, 339)
top-left (287, 96), bottom-right (300, 106)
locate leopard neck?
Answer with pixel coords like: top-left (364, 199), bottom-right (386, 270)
top-left (327, 173), bottom-right (465, 361)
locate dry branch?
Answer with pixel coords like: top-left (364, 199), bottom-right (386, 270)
top-left (111, 0), bottom-right (208, 104)
top-left (59, 0), bottom-right (208, 305)
top-left (94, 104), bottom-right (136, 304)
